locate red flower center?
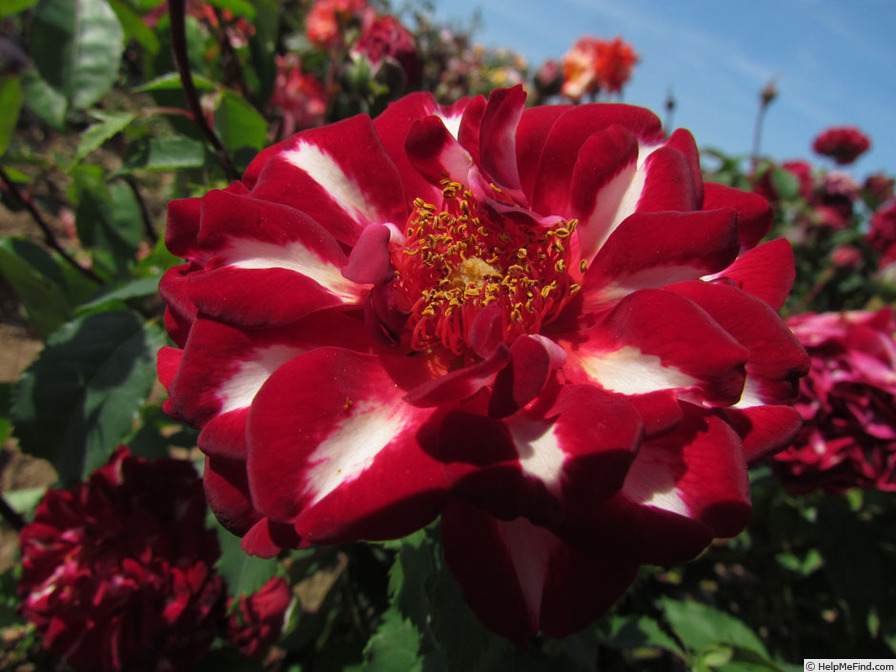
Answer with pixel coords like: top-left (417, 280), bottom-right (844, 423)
top-left (392, 180), bottom-right (581, 354)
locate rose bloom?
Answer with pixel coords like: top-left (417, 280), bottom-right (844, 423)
top-left (868, 200), bottom-right (896, 267)
top-left (18, 447), bottom-right (226, 672)
top-left (752, 159), bottom-right (814, 204)
top-left (352, 13), bottom-right (420, 87)
top-left (158, 86), bottom-right (808, 642)
top-left (863, 173), bottom-right (895, 209)
top-left (771, 309), bottom-right (896, 494)
top-left (561, 36), bottom-right (639, 101)
top-left (225, 576), bottom-right (292, 658)
top-left (812, 126), bottom-right (871, 165)
top-left (270, 53), bottom-right (327, 139)
top-left (305, 0), bottom-right (368, 49)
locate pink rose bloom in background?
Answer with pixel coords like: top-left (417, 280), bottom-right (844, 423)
top-left (812, 126), bottom-right (871, 165)
top-left (158, 86), bottom-right (808, 642)
top-left (868, 200), bottom-right (896, 268)
top-left (17, 448), bottom-right (226, 672)
top-left (772, 309), bottom-right (896, 494)
top-left (305, 0), bottom-right (368, 48)
top-left (352, 13), bottom-right (420, 86)
top-left (225, 576), bottom-right (292, 658)
top-left (270, 53), bottom-right (327, 139)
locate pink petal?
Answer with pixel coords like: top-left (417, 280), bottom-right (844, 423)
top-left (477, 85), bottom-right (526, 196)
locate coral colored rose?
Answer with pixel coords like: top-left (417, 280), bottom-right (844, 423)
top-left (772, 309), bottom-right (896, 494)
top-left (158, 86), bottom-right (808, 642)
top-left (812, 126), bottom-right (871, 165)
top-left (225, 577), bottom-right (292, 657)
top-left (352, 13), bottom-right (420, 86)
top-left (270, 53), bottom-right (327, 139)
top-left (305, 0), bottom-right (368, 48)
top-left (561, 36), bottom-right (638, 100)
top-left (18, 447), bottom-right (226, 672)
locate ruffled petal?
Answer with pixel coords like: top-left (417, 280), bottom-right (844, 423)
top-left (246, 349), bottom-right (449, 543)
top-left (441, 499), bottom-right (638, 644)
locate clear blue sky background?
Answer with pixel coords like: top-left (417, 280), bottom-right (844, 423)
top-left (432, 0), bottom-right (896, 177)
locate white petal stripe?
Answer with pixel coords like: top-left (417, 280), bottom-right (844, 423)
top-left (578, 346), bottom-right (698, 395)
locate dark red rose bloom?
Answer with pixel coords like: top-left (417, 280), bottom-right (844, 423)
top-left (352, 13), bottom-right (420, 86)
top-left (772, 309), bottom-right (896, 494)
top-left (868, 200), bottom-right (896, 267)
top-left (863, 173), bottom-right (895, 209)
top-left (158, 86), bottom-right (808, 642)
top-left (18, 447), bottom-right (226, 672)
top-left (812, 126), bottom-right (871, 165)
top-left (225, 576), bottom-right (292, 658)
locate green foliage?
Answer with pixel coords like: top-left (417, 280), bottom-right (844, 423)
top-left (11, 310), bottom-right (165, 486)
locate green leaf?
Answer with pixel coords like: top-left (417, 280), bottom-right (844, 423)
top-left (600, 614), bottom-right (684, 655)
top-left (214, 90), bottom-right (268, 153)
top-left (20, 68), bottom-right (67, 129)
top-left (247, 0), bottom-right (279, 104)
top-left (0, 382), bottom-right (12, 446)
top-left (74, 111), bottom-right (137, 163)
top-left (120, 136), bottom-right (207, 172)
top-left (769, 166), bottom-right (801, 201)
top-left (134, 71), bottom-right (217, 93)
top-left (364, 608), bottom-right (424, 672)
top-left (106, 0), bottom-right (160, 54)
top-left (75, 179), bottom-right (144, 277)
top-left (660, 599), bottom-right (769, 658)
top-left (30, 0), bottom-right (125, 110)
top-left (11, 311), bottom-right (165, 486)
top-left (214, 520), bottom-right (279, 598)
top-left (77, 275), bottom-right (160, 312)
top-left (0, 237), bottom-right (73, 338)
top-left (0, 0), bottom-right (38, 18)
top-left (0, 77), bottom-right (24, 156)
top-left (207, 0), bottom-right (255, 20)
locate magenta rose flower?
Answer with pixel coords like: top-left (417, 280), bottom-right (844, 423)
top-left (158, 86), bottom-right (808, 642)
top-left (812, 126), bottom-right (871, 165)
top-left (352, 13), bottom-right (420, 87)
top-left (225, 576), bottom-right (292, 658)
top-left (772, 309), bottom-right (896, 494)
top-left (868, 200), bottom-right (896, 267)
top-left (17, 447), bottom-right (227, 672)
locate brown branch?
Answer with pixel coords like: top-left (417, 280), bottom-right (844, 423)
top-left (0, 165), bottom-right (103, 284)
top-left (168, 0), bottom-right (239, 181)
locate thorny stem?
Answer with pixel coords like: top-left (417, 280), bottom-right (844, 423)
top-left (168, 0), bottom-right (239, 181)
top-left (119, 175), bottom-right (157, 245)
top-left (0, 165), bottom-right (103, 284)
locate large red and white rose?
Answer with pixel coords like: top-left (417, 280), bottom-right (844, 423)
top-left (158, 86), bottom-right (808, 642)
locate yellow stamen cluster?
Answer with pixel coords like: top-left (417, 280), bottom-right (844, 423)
top-left (393, 180), bottom-right (582, 354)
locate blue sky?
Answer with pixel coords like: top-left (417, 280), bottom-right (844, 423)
top-left (432, 0), bottom-right (896, 177)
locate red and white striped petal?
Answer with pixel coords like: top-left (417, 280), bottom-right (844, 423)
top-left (566, 289), bottom-right (748, 407)
top-left (581, 208), bottom-right (739, 306)
top-left (564, 406), bottom-right (751, 565)
top-left (702, 182), bottom-right (773, 251)
top-left (724, 405), bottom-right (804, 465)
top-left (164, 312), bottom-right (372, 429)
top-left (441, 499), bottom-right (638, 644)
top-left (249, 115), bottom-right (408, 245)
top-left (246, 349), bottom-right (449, 543)
top-left (667, 280), bottom-right (810, 407)
top-left (710, 238), bottom-right (797, 311)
